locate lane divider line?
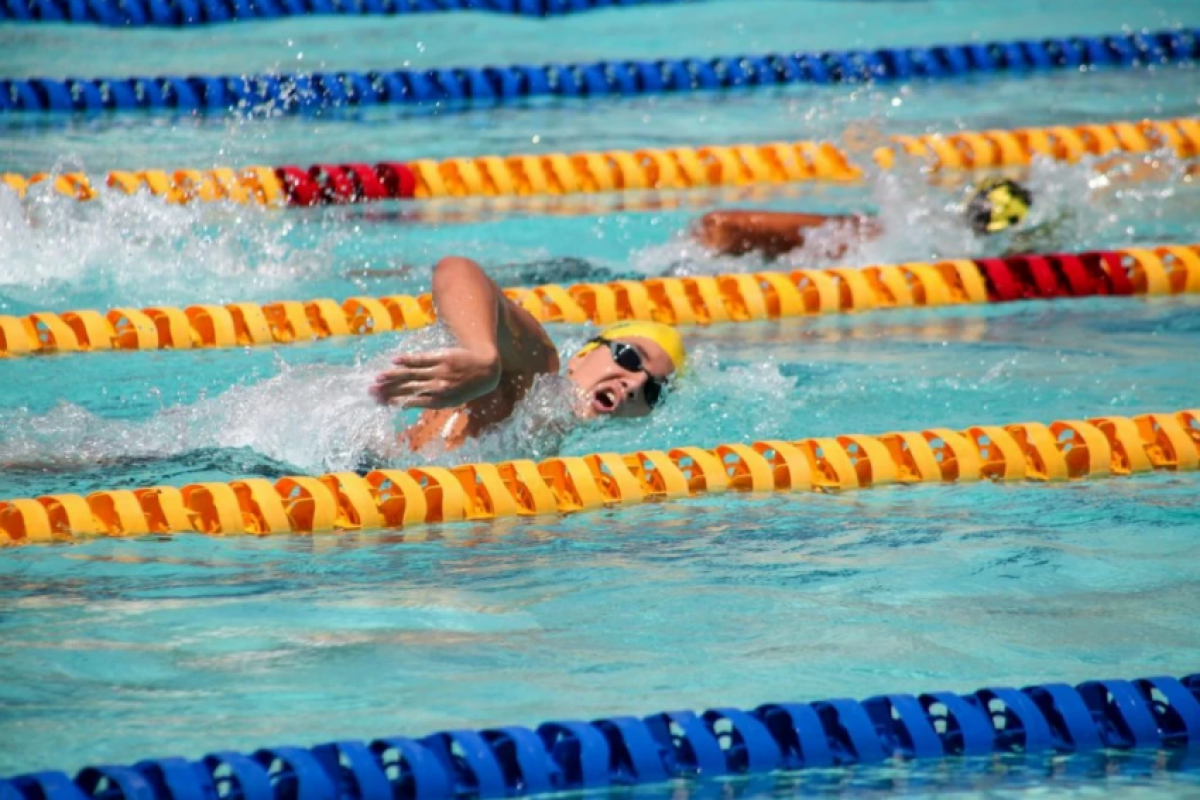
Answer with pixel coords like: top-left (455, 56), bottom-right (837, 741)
top-left (0, 0), bottom-right (695, 26)
top-left (2, 409), bottom-right (1197, 544)
top-left (4, 115), bottom-right (1197, 205)
top-left (1, 244), bottom-right (1196, 358)
top-left (2, 28), bottom-right (1195, 112)
top-left (3, 672), bottom-right (1199, 794)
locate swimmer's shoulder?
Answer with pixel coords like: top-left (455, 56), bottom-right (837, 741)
top-left (402, 373), bottom-right (530, 454)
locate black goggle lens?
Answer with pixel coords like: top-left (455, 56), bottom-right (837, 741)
top-left (610, 341), bottom-right (642, 370)
top-left (644, 377), bottom-right (662, 408)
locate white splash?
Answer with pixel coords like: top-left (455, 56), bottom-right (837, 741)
top-left (0, 175), bottom-right (334, 308)
top-left (623, 152), bottom-right (1195, 277)
top-left (0, 330), bottom-right (798, 476)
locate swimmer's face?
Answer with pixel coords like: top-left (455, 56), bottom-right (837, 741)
top-left (565, 335), bottom-right (676, 419)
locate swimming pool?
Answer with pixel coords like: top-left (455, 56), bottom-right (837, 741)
top-left (2, 0), bottom-right (1200, 795)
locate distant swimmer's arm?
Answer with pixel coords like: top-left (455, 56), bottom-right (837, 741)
top-left (371, 256), bottom-right (558, 409)
top-left (1002, 208), bottom-right (1075, 257)
top-left (692, 210), bottom-right (880, 258)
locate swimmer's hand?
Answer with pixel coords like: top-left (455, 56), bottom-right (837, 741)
top-left (370, 348), bottom-right (502, 409)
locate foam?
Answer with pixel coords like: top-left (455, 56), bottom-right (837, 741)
top-left (0, 171), bottom-right (335, 308)
top-left (0, 322), bottom-right (799, 481)
top-left (627, 153), bottom-right (1194, 277)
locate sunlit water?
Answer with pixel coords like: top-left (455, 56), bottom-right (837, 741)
top-left (1, 0), bottom-right (1199, 794)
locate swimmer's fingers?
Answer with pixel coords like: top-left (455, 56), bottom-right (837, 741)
top-left (372, 376), bottom-right (419, 403)
top-left (376, 353), bottom-right (452, 387)
top-left (375, 349), bottom-right (495, 408)
top-left (373, 378), bottom-right (458, 409)
top-left (375, 365), bottom-right (437, 388)
top-left (371, 371), bottom-right (432, 405)
top-left (399, 390), bottom-right (453, 409)
top-left (396, 385), bottom-right (460, 410)
top-left (391, 351), bottom-right (454, 369)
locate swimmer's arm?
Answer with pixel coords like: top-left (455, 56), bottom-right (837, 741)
top-left (1003, 209), bottom-right (1073, 256)
top-left (372, 256), bottom-right (558, 408)
top-left (693, 210), bottom-right (880, 258)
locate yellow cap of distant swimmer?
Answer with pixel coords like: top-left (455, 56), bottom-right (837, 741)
top-left (587, 321), bottom-right (687, 373)
top-left (965, 176), bottom-right (1033, 235)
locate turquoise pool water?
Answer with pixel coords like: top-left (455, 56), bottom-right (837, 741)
top-left (2, 0), bottom-right (1200, 794)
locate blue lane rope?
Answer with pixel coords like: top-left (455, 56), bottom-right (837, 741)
top-left (0, 28), bottom-right (1196, 115)
top-left (0, 0), bottom-right (693, 24)
top-left (3, 673), bottom-right (1199, 800)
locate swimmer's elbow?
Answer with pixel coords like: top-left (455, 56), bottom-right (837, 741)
top-left (433, 255), bottom-right (486, 289)
top-left (432, 256), bottom-right (502, 306)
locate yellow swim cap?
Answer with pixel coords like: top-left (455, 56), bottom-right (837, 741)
top-left (589, 321), bottom-right (687, 373)
top-left (965, 177), bottom-right (1033, 235)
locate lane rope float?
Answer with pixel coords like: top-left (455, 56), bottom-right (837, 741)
top-left (0, 0), bottom-right (693, 26)
top-left (1, 244), bottom-right (1197, 358)
top-left (3, 671), bottom-right (1199, 794)
top-left (4, 115), bottom-right (1198, 205)
top-left (1, 28), bottom-right (1195, 113)
top-left (2, 408), bottom-right (1197, 544)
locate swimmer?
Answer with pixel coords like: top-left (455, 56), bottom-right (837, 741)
top-left (370, 256), bottom-right (685, 452)
top-left (692, 177), bottom-right (1039, 259)
top-left (349, 179), bottom-right (1049, 287)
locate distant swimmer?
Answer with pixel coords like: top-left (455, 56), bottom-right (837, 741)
top-left (370, 255), bottom-right (685, 452)
top-left (692, 177), bottom-right (1044, 259)
top-left (347, 179), bottom-right (1054, 290)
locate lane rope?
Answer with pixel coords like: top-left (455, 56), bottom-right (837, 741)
top-left (1, 244), bottom-right (1197, 358)
top-left (0, 0), bottom-right (692, 25)
top-left (2, 29), bottom-right (1195, 113)
top-left (4, 115), bottom-right (1198, 205)
top-left (2, 409), bottom-right (1197, 544)
top-left (3, 671), bottom-right (1199, 793)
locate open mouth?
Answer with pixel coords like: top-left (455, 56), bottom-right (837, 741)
top-left (592, 387), bottom-right (618, 414)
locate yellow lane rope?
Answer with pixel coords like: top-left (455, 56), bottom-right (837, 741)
top-left (2, 244), bottom-right (1197, 358)
top-left (2, 409), bottom-right (1196, 545)
top-left (2, 116), bottom-right (1196, 205)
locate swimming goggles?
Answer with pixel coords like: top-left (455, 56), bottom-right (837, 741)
top-left (592, 337), bottom-right (669, 409)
